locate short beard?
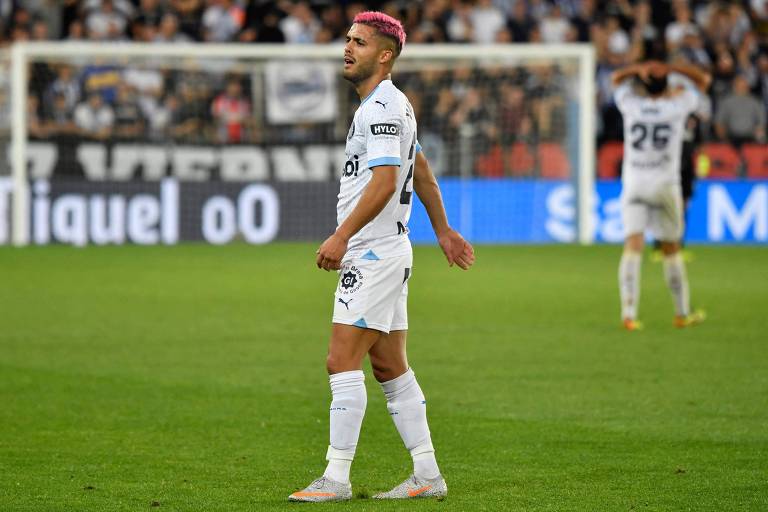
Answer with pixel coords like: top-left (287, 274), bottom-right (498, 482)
top-left (343, 60), bottom-right (375, 85)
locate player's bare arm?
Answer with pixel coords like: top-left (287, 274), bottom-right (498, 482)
top-left (413, 151), bottom-right (475, 270)
top-left (666, 62), bottom-right (712, 91)
top-left (610, 62), bottom-right (648, 86)
top-left (316, 165), bottom-right (398, 271)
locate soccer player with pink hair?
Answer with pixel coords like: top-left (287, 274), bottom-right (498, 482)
top-left (288, 11), bottom-right (474, 502)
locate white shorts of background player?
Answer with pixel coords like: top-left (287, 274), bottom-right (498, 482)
top-left (621, 182), bottom-right (683, 241)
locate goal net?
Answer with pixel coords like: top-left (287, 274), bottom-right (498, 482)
top-left (4, 43), bottom-right (594, 246)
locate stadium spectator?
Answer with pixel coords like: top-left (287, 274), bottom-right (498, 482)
top-left (202, 0), bottom-right (244, 42)
top-left (30, 16), bottom-right (49, 40)
top-left (498, 83), bottom-right (533, 140)
top-left (170, 0), bottom-right (204, 40)
top-left (409, 0), bottom-right (448, 43)
top-left (123, 64), bottom-right (164, 119)
top-left (211, 77), bottom-right (250, 143)
top-left (240, 8), bottom-right (285, 43)
top-left (701, 1), bottom-right (751, 49)
top-left (279, 1), bottom-right (321, 44)
top-left (45, 65), bottom-right (81, 113)
top-left (665, 2), bottom-right (697, 53)
top-left (136, 0), bottom-right (166, 29)
top-left (507, 1), bottom-right (535, 43)
top-left (66, 19), bottom-right (86, 41)
top-left (170, 81), bottom-right (206, 142)
top-left (445, 0), bottom-right (473, 43)
top-left (73, 91), bottom-right (115, 139)
top-left (538, 3), bottom-right (573, 44)
top-left (81, 60), bottom-right (122, 104)
top-left (677, 27), bottom-right (712, 71)
top-left (154, 12), bottom-right (192, 42)
top-left (146, 93), bottom-right (177, 141)
top-left (709, 43), bottom-right (738, 107)
top-left (317, 4), bottom-right (346, 43)
top-left (758, 54), bottom-right (768, 115)
top-left (528, 64), bottom-right (566, 142)
top-left (113, 84), bottom-right (145, 139)
top-left (734, 31), bottom-right (760, 88)
top-left (714, 74), bottom-right (766, 146)
top-left (604, 16), bottom-right (631, 61)
top-left (42, 92), bottom-right (79, 136)
top-left (468, 0), bottom-right (506, 44)
top-left (631, 1), bottom-right (661, 60)
top-left (569, 0), bottom-right (595, 43)
top-left (85, 0), bottom-right (130, 41)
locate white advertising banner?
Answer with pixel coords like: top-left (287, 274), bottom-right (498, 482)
top-left (264, 60), bottom-right (337, 124)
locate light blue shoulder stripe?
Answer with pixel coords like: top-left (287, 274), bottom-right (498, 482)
top-left (368, 156), bottom-right (401, 168)
top-left (360, 79), bottom-right (390, 106)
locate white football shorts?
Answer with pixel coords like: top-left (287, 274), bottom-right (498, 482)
top-left (332, 252), bottom-right (412, 333)
top-left (621, 182), bottom-right (684, 241)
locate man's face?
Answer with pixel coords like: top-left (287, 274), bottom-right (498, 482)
top-left (343, 23), bottom-right (390, 84)
top-left (733, 76), bottom-right (749, 94)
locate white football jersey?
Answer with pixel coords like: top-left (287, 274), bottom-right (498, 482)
top-left (614, 79), bottom-right (699, 188)
top-left (338, 79), bottom-right (420, 260)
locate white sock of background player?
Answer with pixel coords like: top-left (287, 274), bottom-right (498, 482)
top-left (619, 251), bottom-right (642, 320)
top-left (663, 253), bottom-right (690, 317)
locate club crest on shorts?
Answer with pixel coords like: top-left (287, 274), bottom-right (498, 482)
top-left (339, 265), bottom-right (363, 294)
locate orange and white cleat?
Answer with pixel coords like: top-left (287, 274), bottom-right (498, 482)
top-left (623, 318), bottom-right (644, 331)
top-left (674, 309), bottom-right (706, 328)
top-left (288, 476), bottom-right (351, 502)
top-left (373, 474), bottom-right (447, 500)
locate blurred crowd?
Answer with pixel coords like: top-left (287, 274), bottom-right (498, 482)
top-left (1, 0), bottom-right (767, 177)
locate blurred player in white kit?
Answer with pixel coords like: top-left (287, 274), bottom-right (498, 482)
top-left (611, 60), bottom-right (711, 330)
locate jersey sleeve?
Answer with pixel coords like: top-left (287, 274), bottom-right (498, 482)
top-left (677, 85), bottom-right (700, 115)
top-left (613, 81), bottom-right (634, 113)
top-left (363, 106), bottom-right (403, 169)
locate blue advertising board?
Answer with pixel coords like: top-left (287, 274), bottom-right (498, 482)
top-left (409, 179), bottom-right (768, 244)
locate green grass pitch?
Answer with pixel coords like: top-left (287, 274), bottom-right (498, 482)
top-left (1, 243), bottom-right (766, 511)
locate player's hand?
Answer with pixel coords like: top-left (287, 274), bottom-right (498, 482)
top-left (438, 229), bottom-right (475, 270)
top-left (316, 232), bottom-right (348, 271)
top-left (647, 60), bottom-right (668, 77)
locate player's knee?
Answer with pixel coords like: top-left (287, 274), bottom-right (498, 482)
top-left (372, 364), bottom-right (393, 383)
top-left (326, 353), bottom-right (357, 375)
top-left (660, 241), bottom-right (680, 255)
top-left (624, 234), bottom-right (644, 253)
top-left (370, 358), bottom-right (404, 383)
top-left (326, 353), bottom-right (343, 375)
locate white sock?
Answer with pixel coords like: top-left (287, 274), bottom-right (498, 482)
top-left (380, 368), bottom-right (440, 480)
top-left (323, 370), bottom-right (366, 484)
top-left (619, 251), bottom-right (642, 320)
top-left (663, 253), bottom-right (690, 316)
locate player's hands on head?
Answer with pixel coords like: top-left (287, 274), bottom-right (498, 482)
top-left (438, 229), bottom-right (475, 270)
top-left (642, 60), bottom-right (668, 79)
top-left (316, 232), bottom-right (348, 271)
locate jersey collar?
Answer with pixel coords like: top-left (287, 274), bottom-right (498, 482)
top-left (360, 79), bottom-right (391, 106)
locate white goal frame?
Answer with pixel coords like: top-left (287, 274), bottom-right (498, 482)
top-left (9, 42), bottom-right (595, 246)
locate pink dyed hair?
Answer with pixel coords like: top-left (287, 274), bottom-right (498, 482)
top-left (352, 11), bottom-right (406, 55)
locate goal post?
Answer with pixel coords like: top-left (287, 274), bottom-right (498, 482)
top-left (7, 41), bottom-right (596, 246)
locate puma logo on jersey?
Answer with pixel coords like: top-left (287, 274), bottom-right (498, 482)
top-left (338, 297), bottom-right (353, 310)
top-left (375, 100), bottom-right (388, 109)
